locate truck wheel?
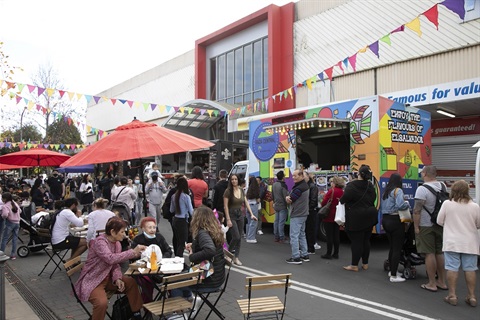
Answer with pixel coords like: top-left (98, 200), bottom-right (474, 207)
top-left (318, 221), bottom-right (327, 242)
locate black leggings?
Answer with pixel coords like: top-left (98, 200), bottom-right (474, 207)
top-left (306, 211), bottom-right (316, 252)
top-left (172, 217), bottom-right (188, 257)
top-left (324, 222), bottom-right (340, 256)
top-left (382, 215), bottom-right (405, 275)
top-left (228, 210), bottom-right (244, 258)
top-left (346, 227), bottom-right (372, 266)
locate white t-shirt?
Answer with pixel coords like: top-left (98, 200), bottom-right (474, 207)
top-left (86, 209), bottom-right (116, 242)
top-left (51, 208), bottom-right (84, 245)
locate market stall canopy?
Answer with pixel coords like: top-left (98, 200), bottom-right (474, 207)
top-left (0, 148), bottom-right (71, 167)
top-left (60, 118), bottom-right (215, 167)
top-left (57, 164), bottom-right (95, 173)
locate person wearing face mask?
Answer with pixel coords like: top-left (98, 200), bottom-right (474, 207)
top-left (145, 172), bottom-right (167, 224)
top-left (132, 175), bottom-right (143, 225)
top-left (131, 217), bottom-right (173, 302)
top-left (47, 170), bottom-right (65, 200)
top-left (51, 198), bottom-right (88, 260)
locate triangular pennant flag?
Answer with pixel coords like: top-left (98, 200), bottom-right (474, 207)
top-left (59, 90), bottom-right (66, 98)
top-left (27, 84), bottom-right (36, 93)
top-left (159, 105), bottom-right (166, 113)
top-left (391, 25), bottom-right (405, 34)
top-left (111, 98), bottom-right (117, 105)
top-left (173, 107), bottom-right (179, 113)
top-left (68, 91), bottom-right (75, 100)
top-left (348, 54), bottom-right (358, 72)
top-left (336, 61), bottom-right (344, 74)
top-left (369, 41), bottom-right (380, 58)
top-left (37, 87), bottom-right (46, 96)
top-left (200, 109), bottom-right (206, 116)
top-left (287, 87), bottom-right (293, 99)
top-left (134, 101), bottom-right (141, 108)
top-left (343, 57), bottom-right (349, 70)
top-left (44, 144), bottom-right (49, 149)
top-left (15, 95), bottom-right (22, 104)
top-left (76, 93), bottom-right (83, 101)
top-left (306, 79), bottom-right (312, 90)
top-left (405, 17), bottom-right (422, 37)
top-left (67, 118), bottom-right (72, 125)
top-left (318, 72), bottom-right (325, 84)
top-left (324, 66), bottom-right (334, 80)
top-left (179, 107), bottom-right (185, 114)
top-left (70, 144), bottom-right (76, 150)
top-left (380, 34), bottom-right (392, 45)
top-left (151, 104), bottom-right (156, 111)
top-left (93, 96), bottom-right (101, 104)
top-left (27, 101), bottom-right (34, 110)
top-left (440, 0), bottom-right (465, 20)
top-left (423, 4), bottom-right (439, 30)
top-left (46, 88), bottom-right (55, 97)
top-left (118, 99), bottom-right (127, 104)
top-left (207, 110), bottom-right (213, 117)
top-left (358, 46), bottom-right (368, 53)
top-left (143, 103), bottom-right (149, 111)
top-left (127, 100), bottom-right (134, 108)
top-left (17, 83), bottom-right (25, 93)
top-left (85, 95), bottom-right (92, 103)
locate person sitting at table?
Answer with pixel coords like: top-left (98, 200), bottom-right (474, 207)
top-left (131, 217), bottom-right (173, 303)
top-left (86, 197), bottom-right (116, 245)
top-left (51, 198), bottom-right (88, 260)
top-left (75, 216), bottom-right (146, 320)
top-left (186, 206), bottom-right (226, 291)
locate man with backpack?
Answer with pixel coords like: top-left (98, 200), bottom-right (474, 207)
top-left (413, 165), bottom-right (449, 292)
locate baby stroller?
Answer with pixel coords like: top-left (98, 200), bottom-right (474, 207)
top-left (383, 222), bottom-right (425, 279)
top-left (16, 217), bottom-right (50, 258)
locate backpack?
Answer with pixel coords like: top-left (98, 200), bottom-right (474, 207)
top-left (421, 183), bottom-right (449, 225)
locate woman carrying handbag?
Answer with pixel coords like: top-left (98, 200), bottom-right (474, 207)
top-left (380, 173), bottom-right (411, 282)
top-left (320, 176), bottom-right (345, 259)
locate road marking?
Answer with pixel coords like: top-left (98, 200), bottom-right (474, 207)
top-left (233, 265), bottom-right (436, 320)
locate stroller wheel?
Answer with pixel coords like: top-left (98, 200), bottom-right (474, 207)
top-left (383, 259), bottom-right (390, 271)
top-left (403, 267), bottom-right (416, 280)
top-left (17, 246), bottom-right (30, 258)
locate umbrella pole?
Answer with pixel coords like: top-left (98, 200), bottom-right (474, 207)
top-left (139, 159), bottom-right (148, 218)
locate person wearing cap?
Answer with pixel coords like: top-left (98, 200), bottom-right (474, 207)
top-left (86, 198), bottom-right (116, 244)
top-left (145, 171), bottom-right (167, 224)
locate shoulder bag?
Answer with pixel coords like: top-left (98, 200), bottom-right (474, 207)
top-left (318, 189), bottom-right (334, 219)
top-left (394, 188), bottom-right (412, 223)
top-left (112, 294), bottom-right (133, 320)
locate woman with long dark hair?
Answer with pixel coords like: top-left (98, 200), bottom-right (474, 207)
top-left (79, 174), bottom-right (94, 213)
top-left (0, 192), bottom-right (21, 259)
top-left (30, 178), bottom-right (45, 207)
top-left (381, 173), bottom-right (410, 282)
top-left (223, 174), bottom-right (256, 265)
top-left (340, 165), bottom-right (377, 272)
top-left (170, 177), bottom-right (194, 256)
top-left (245, 176), bottom-right (260, 243)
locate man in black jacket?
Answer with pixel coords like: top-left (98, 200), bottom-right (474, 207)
top-left (305, 171), bottom-right (319, 254)
top-left (212, 169), bottom-right (229, 213)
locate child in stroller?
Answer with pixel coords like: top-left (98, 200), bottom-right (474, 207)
top-left (383, 223), bottom-right (425, 279)
top-left (16, 216), bottom-right (50, 258)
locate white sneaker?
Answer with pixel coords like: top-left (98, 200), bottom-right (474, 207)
top-left (314, 243), bottom-right (321, 250)
top-left (390, 276), bottom-right (406, 283)
top-left (246, 239), bottom-right (257, 243)
top-left (388, 271), bottom-right (402, 277)
top-left (257, 230), bottom-right (264, 235)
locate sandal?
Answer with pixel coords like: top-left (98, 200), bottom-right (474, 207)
top-left (443, 296), bottom-right (458, 306)
top-left (465, 297), bottom-right (477, 307)
top-left (362, 264), bottom-right (368, 270)
top-left (343, 265), bottom-right (358, 272)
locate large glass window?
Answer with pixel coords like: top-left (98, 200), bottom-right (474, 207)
top-left (211, 37), bottom-right (268, 107)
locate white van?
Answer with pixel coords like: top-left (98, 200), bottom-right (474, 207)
top-left (228, 160), bottom-right (250, 187)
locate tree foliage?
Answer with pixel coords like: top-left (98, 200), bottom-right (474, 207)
top-left (44, 119), bottom-right (83, 145)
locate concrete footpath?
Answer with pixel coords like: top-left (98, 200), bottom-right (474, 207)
top-left (4, 274), bottom-right (40, 320)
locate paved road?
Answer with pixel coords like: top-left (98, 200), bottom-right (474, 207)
top-left (4, 216), bottom-right (479, 320)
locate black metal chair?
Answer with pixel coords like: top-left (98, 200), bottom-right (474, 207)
top-left (189, 248), bottom-right (234, 319)
top-left (37, 228), bottom-right (70, 278)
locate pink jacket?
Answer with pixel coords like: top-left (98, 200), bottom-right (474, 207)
top-left (1, 201), bottom-right (20, 224)
top-left (74, 234), bottom-right (137, 301)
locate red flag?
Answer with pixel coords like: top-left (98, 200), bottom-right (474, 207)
top-left (423, 4), bottom-right (439, 30)
top-left (324, 66), bottom-right (334, 80)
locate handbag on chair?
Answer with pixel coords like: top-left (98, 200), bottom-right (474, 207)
top-left (112, 295), bottom-right (133, 320)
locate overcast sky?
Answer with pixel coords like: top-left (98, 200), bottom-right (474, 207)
top-left (0, 0), bottom-right (293, 95)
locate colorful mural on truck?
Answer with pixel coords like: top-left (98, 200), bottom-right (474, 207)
top-left (247, 95), bottom-right (431, 232)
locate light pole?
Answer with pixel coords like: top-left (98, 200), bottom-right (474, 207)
top-left (19, 106), bottom-right (27, 177)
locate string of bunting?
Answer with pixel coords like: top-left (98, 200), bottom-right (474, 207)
top-left (0, 0), bottom-right (465, 124)
top-left (0, 140), bottom-right (86, 151)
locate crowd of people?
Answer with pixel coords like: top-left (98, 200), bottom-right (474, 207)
top-left (1, 162), bottom-right (479, 315)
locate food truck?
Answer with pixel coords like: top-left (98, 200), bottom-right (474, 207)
top-left (235, 95), bottom-right (431, 239)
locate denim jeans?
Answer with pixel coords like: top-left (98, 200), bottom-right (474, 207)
top-left (135, 199), bottom-right (143, 225)
top-left (0, 220), bottom-right (20, 257)
top-left (246, 201), bottom-right (258, 241)
top-left (289, 216), bottom-right (308, 259)
top-left (274, 209), bottom-right (288, 240)
top-left (0, 217), bottom-right (5, 241)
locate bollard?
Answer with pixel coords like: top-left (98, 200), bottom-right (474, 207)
top-left (0, 251), bottom-right (10, 320)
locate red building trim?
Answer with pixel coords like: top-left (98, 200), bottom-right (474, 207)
top-left (195, 2), bottom-right (295, 112)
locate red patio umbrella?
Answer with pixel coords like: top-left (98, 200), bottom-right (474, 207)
top-left (0, 148), bottom-right (71, 167)
top-left (60, 118), bottom-right (215, 167)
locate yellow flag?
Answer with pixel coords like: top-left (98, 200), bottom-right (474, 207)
top-left (46, 88), bottom-right (55, 97)
top-left (405, 17), bottom-right (422, 37)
